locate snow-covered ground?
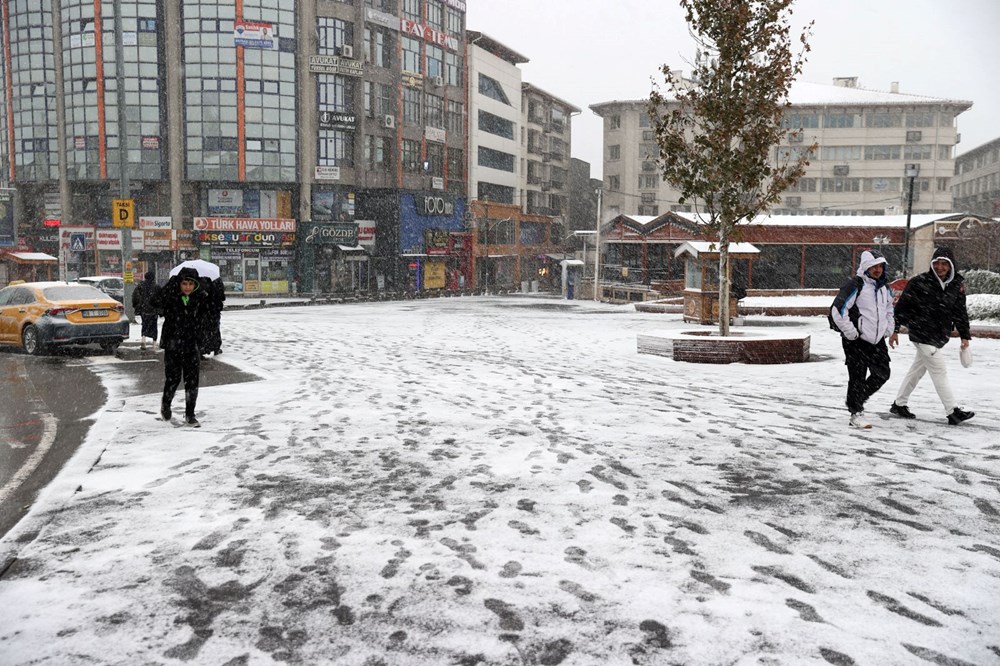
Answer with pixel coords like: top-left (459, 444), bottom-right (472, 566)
top-left (2, 296), bottom-right (998, 665)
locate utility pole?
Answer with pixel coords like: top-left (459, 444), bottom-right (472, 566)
top-left (593, 187), bottom-right (602, 301)
top-left (901, 163), bottom-right (919, 278)
top-left (114, 0), bottom-right (135, 321)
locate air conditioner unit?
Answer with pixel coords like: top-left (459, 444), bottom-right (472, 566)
top-left (432, 75), bottom-right (444, 87)
top-left (906, 130), bottom-right (922, 142)
top-left (338, 44), bottom-right (354, 59)
top-left (382, 114), bottom-right (395, 129)
top-left (833, 165), bottom-right (850, 176)
top-left (786, 196), bottom-right (801, 208)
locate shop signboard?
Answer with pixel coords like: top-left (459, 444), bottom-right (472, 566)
top-left (0, 188), bottom-right (14, 246)
top-left (208, 189), bottom-right (244, 215)
top-left (400, 19), bottom-right (458, 51)
top-left (318, 111), bottom-right (357, 131)
top-left (314, 166), bottom-right (341, 181)
top-left (365, 8), bottom-right (399, 30)
top-left (194, 217), bottom-right (295, 233)
top-left (357, 220), bottom-right (376, 246)
top-left (303, 223), bottom-right (358, 246)
top-left (139, 216), bottom-right (172, 230)
top-left (196, 231), bottom-right (295, 247)
top-left (96, 228), bottom-right (123, 250)
top-left (424, 259), bottom-right (447, 289)
top-left (143, 230), bottom-right (174, 251)
top-left (424, 228), bottom-right (450, 256)
top-left (415, 194), bottom-right (455, 216)
top-left (234, 21), bottom-right (274, 49)
top-left (308, 55), bottom-right (363, 77)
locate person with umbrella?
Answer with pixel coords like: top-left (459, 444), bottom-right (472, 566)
top-left (153, 266), bottom-right (210, 426)
top-left (171, 259), bottom-right (225, 356)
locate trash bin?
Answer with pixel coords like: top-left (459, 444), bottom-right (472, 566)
top-left (530, 280), bottom-right (538, 293)
top-left (521, 280), bottom-right (529, 293)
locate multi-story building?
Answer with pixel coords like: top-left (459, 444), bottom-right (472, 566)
top-left (520, 82), bottom-right (577, 225)
top-left (0, 0), bottom-right (471, 294)
top-left (591, 77), bottom-right (972, 222)
top-left (952, 137), bottom-right (1000, 217)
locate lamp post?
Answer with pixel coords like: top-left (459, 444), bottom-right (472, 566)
top-left (901, 163), bottom-right (920, 277)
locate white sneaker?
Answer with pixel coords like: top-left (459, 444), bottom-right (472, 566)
top-left (849, 412), bottom-right (872, 429)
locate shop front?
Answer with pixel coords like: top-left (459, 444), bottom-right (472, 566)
top-left (194, 217), bottom-right (296, 294)
top-left (298, 221), bottom-right (372, 293)
top-left (58, 227), bottom-right (97, 281)
top-left (398, 194), bottom-right (470, 292)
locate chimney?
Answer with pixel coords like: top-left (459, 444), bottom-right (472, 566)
top-left (832, 76), bottom-right (858, 88)
top-left (890, 81), bottom-right (899, 93)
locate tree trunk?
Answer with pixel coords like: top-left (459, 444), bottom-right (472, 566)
top-left (718, 226), bottom-right (731, 337)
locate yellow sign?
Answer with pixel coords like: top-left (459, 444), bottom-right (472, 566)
top-left (112, 198), bottom-right (135, 228)
top-left (424, 259), bottom-right (446, 289)
top-left (123, 271), bottom-right (134, 284)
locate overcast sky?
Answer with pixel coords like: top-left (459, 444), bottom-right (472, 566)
top-left (467, 0), bottom-right (1000, 179)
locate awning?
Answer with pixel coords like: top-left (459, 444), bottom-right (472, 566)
top-left (545, 253), bottom-right (571, 261)
top-left (337, 245), bottom-right (367, 252)
top-left (560, 259), bottom-right (584, 266)
top-left (487, 254), bottom-right (515, 258)
top-left (3, 252), bottom-right (58, 263)
top-left (400, 253), bottom-right (428, 257)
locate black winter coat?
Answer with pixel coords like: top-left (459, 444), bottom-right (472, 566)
top-left (131, 279), bottom-right (161, 316)
top-left (894, 254), bottom-right (970, 348)
top-left (153, 273), bottom-right (209, 351)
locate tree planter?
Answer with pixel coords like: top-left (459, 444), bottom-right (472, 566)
top-left (637, 329), bottom-right (810, 364)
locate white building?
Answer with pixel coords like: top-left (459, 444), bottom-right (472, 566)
top-left (591, 77), bottom-right (972, 221)
top-left (952, 136), bottom-right (1000, 217)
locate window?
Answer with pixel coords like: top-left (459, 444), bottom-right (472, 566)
top-left (609, 145), bottom-right (620, 160)
top-left (444, 51), bottom-right (462, 86)
top-left (478, 74), bottom-right (510, 105)
top-left (608, 175), bottom-right (620, 191)
top-left (426, 45), bottom-right (444, 80)
top-left (447, 100), bottom-right (463, 134)
top-left (864, 145), bottom-right (901, 160)
top-left (638, 174), bottom-right (658, 189)
top-left (317, 17), bottom-right (354, 55)
top-left (906, 112), bottom-right (936, 127)
top-left (402, 36), bottom-right (420, 73)
top-left (426, 142), bottom-right (444, 176)
top-left (318, 131), bottom-right (354, 167)
top-left (787, 177), bottom-right (817, 192)
top-left (425, 93), bottom-right (444, 128)
top-left (478, 146), bottom-right (515, 172)
top-left (318, 75), bottom-right (355, 113)
top-left (478, 110), bottom-right (514, 139)
top-left (366, 135), bottom-right (390, 169)
top-left (639, 113), bottom-right (650, 128)
top-left (821, 178), bottom-right (860, 192)
top-left (402, 0), bottom-right (420, 21)
top-left (446, 7), bottom-right (462, 35)
top-left (824, 112), bottom-right (861, 128)
top-left (477, 183), bottom-right (514, 204)
top-left (426, 0), bottom-right (443, 29)
top-left (866, 112), bottom-right (902, 128)
top-left (609, 115), bottom-right (621, 130)
top-left (782, 112), bottom-right (819, 129)
top-left (403, 87), bottom-right (421, 125)
top-left (820, 145), bottom-right (861, 161)
top-left (402, 139), bottom-right (421, 172)
top-left (364, 27), bottom-right (391, 68)
top-left (903, 144), bottom-right (933, 160)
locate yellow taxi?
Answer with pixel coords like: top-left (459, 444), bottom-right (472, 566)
top-left (0, 281), bottom-right (129, 355)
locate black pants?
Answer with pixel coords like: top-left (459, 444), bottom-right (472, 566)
top-left (162, 347), bottom-right (201, 418)
top-left (843, 337), bottom-right (890, 414)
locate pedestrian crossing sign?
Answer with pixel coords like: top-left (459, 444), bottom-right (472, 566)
top-left (70, 233), bottom-right (86, 252)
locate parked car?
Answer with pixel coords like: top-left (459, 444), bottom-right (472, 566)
top-left (0, 281), bottom-right (129, 355)
top-left (77, 276), bottom-right (125, 303)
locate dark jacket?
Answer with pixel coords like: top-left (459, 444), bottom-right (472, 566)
top-left (131, 272), bottom-right (160, 317)
top-left (894, 246), bottom-right (971, 348)
top-left (153, 267), bottom-right (209, 352)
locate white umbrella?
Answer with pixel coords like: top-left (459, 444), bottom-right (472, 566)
top-left (169, 259), bottom-right (221, 280)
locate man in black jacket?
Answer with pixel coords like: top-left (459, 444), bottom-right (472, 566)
top-left (888, 246), bottom-right (974, 425)
top-left (153, 267), bottom-right (209, 426)
top-left (131, 270), bottom-right (160, 351)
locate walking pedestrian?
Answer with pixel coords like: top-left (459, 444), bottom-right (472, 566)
top-left (153, 267), bottom-right (209, 427)
top-left (131, 270), bottom-right (161, 351)
top-left (889, 247), bottom-right (974, 425)
top-left (830, 250), bottom-right (896, 429)
top-left (200, 276), bottom-right (226, 355)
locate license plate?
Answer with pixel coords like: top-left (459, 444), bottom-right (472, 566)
top-left (82, 309), bottom-right (108, 318)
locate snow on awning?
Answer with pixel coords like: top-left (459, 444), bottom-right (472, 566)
top-left (673, 241), bottom-right (759, 258)
top-left (337, 245), bottom-right (367, 252)
top-left (560, 259), bottom-right (584, 266)
top-left (4, 252), bottom-right (58, 263)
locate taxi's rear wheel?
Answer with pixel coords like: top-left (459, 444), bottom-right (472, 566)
top-left (22, 325), bottom-right (45, 356)
top-left (100, 339), bottom-right (122, 354)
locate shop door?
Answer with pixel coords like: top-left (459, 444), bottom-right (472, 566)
top-left (244, 257), bottom-right (260, 293)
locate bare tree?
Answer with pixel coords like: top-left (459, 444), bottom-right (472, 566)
top-left (649, 0), bottom-right (815, 335)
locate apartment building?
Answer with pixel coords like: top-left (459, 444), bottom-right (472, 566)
top-left (0, 0), bottom-right (471, 294)
top-left (590, 77), bottom-right (972, 222)
top-left (952, 136), bottom-right (1000, 216)
top-left (520, 82), bottom-right (578, 222)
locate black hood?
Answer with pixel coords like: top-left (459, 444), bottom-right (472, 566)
top-left (177, 267), bottom-right (201, 289)
top-left (931, 246), bottom-right (957, 267)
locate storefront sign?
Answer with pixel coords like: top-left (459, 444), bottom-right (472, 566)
top-left (424, 228), bottom-right (450, 256)
top-left (194, 217), bottom-right (296, 233)
top-left (402, 72), bottom-right (424, 88)
top-left (432, 176), bottom-right (445, 190)
top-left (96, 228), bottom-right (123, 250)
top-left (208, 189), bottom-right (243, 215)
top-left (415, 194), bottom-right (455, 217)
top-left (314, 166), bottom-right (341, 181)
top-left (234, 21), bottom-right (274, 49)
top-left (196, 231), bottom-right (295, 247)
top-left (425, 126), bottom-right (446, 143)
top-left (0, 188), bottom-right (14, 246)
top-left (303, 223), bottom-right (358, 246)
top-left (357, 219), bottom-right (376, 246)
top-left (139, 216), bottom-right (172, 230)
top-left (142, 136), bottom-right (160, 149)
top-left (424, 260), bottom-right (447, 289)
top-left (308, 55), bottom-right (363, 77)
top-left (318, 111), bottom-right (357, 130)
top-left (143, 230), bottom-right (174, 251)
top-left (400, 19), bottom-right (458, 51)
top-left (441, 0), bottom-right (466, 11)
top-left (365, 8), bottom-right (399, 30)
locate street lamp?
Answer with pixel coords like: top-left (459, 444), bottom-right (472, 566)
top-left (901, 163), bottom-right (920, 276)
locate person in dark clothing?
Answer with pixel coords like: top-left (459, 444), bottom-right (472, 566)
top-left (153, 267), bottom-right (209, 426)
top-left (830, 250), bottom-right (895, 429)
top-left (199, 276), bottom-right (226, 355)
top-left (131, 270), bottom-right (161, 351)
top-left (889, 246), bottom-right (974, 425)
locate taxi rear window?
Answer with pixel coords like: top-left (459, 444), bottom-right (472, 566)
top-left (43, 285), bottom-right (110, 301)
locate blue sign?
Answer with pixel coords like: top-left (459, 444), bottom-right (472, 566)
top-left (70, 233), bottom-right (86, 252)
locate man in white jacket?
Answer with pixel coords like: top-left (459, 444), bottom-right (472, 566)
top-left (830, 250), bottom-right (896, 429)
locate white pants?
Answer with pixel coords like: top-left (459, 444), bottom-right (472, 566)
top-left (894, 342), bottom-right (956, 415)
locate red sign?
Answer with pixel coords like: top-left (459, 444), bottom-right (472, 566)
top-left (43, 218), bottom-right (61, 227)
top-left (400, 19), bottom-right (458, 50)
top-left (142, 136), bottom-right (160, 149)
top-left (193, 217), bottom-right (296, 233)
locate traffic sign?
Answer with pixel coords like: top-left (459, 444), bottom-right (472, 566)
top-left (70, 233), bottom-right (86, 252)
top-left (112, 198), bottom-right (135, 228)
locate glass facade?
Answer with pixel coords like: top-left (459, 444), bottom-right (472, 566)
top-left (7, 0), bottom-right (57, 181)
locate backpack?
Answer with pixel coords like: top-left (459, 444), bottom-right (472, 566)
top-left (828, 276), bottom-right (863, 331)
